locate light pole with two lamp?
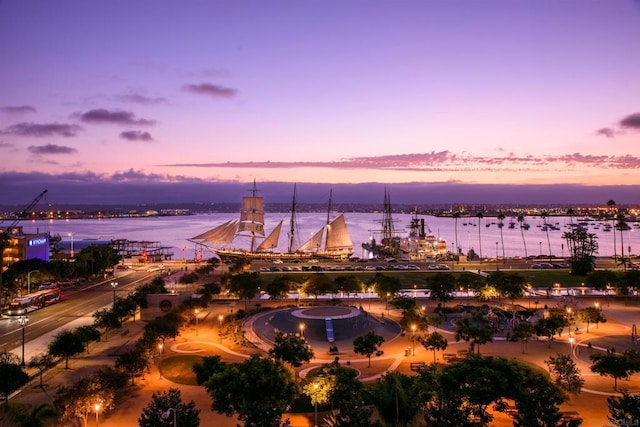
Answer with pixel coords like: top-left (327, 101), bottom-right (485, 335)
top-left (158, 341), bottom-right (164, 379)
top-left (218, 314), bottom-right (224, 344)
top-left (194, 308), bottom-right (200, 336)
top-left (18, 316), bottom-right (29, 366)
top-left (411, 324), bottom-right (417, 356)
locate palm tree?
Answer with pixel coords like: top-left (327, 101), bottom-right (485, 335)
top-left (607, 200), bottom-right (617, 261)
top-left (476, 212), bottom-right (484, 263)
top-left (517, 214), bottom-right (528, 261)
top-left (616, 212), bottom-right (629, 270)
top-left (452, 211), bottom-right (460, 262)
top-left (497, 213), bottom-right (506, 264)
top-left (541, 210), bottom-right (552, 257)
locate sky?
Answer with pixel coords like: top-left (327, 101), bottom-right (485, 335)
top-left (1, 1), bottom-right (640, 206)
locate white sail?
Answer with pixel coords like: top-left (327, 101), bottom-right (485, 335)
top-left (237, 195), bottom-right (265, 237)
top-left (297, 227), bottom-right (325, 252)
top-left (191, 220), bottom-right (238, 245)
top-left (325, 214), bottom-right (353, 250)
top-left (256, 220), bottom-right (283, 251)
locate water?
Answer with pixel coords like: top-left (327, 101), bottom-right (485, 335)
top-left (19, 213), bottom-right (638, 261)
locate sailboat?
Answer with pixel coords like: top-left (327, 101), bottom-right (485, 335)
top-left (189, 182), bottom-right (354, 261)
top-left (362, 188), bottom-right (402, 258)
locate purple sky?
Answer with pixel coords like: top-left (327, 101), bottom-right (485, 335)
top-left (1, 1), bottom-right (640, 205)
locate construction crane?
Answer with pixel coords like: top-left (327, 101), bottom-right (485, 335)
top-left (2, 189), bottom-right (49, 232)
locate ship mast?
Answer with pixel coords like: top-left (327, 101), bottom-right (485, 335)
top-left (288, 184), bottom-right (297, 253)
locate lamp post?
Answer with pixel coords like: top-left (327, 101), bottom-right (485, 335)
top-left (110, 282), bottom-right (118, 306)
top-left (218, 314), bottom-right (224, 344)
top-left (495, 241), bottom-right (499, 271)
top-left (566, 307), bottom-right (573, 337)
top-left (411, 324), bottom-right (417, 356)
top-left (68, 232), bottom-right (74, 258)
top-left (158, 342), bottom-right (164, 379)
top-left (299, 323), bottom-right (305, 338)
top-left (569, 336), bottom-right (575, 356)
top-left (539, 241), bottom-right (542, 257)
top-left (386, 292), bottom-right (391, 316)
top-left (194, 308), bottom-right (200, 336)
top-left (18, 316), bottom-right (29, 366)
top-left (594, 302), bottom-right (600, 328)
top-left (27, 270), bottom-right (39, 294)
top-left (94, 402), bottom-right (101, 427)
top-left (162, 408), bottom-right (177, 426)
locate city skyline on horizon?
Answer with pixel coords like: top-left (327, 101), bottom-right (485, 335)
top-left (1, 1), bottom-right (640, 205)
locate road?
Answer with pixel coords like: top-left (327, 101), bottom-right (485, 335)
top-left (0, 269), bottom-right (158, 353)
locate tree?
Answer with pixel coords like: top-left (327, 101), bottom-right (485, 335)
top-left (54, 375), bottom-right (115, 427)
top-left (264, 275), bottom-right (291, 303)
top-left (607, 389), bottom-right (640, 426)
top-left (0, 403), bottom-right (58, 427)
top-left (74, 324), bottom-right (101, 354)
top-left (193, 355), bottom-right (224, 386)
top-left (497, 213), bottom-right (506, 263)
top-left (334, 274), bottom-right (363, 296)
top-left (228, 271), bottom-right (262, 310)
top-left (545, 353), bottom-right (584, 394)
top-left (138, 388), bottom-right (200, 427)
top-left (0, 351), bottom-right (29, 402)
top-left (205, 355), bottom-right (297, 427)
top-left (419, 332), bottom-right (448, 363)
top-left (541, 210), bottom-right (552, 256)
top-left (476, 212), bottom-right (484, 262)
top-left (303, 273), bottom-right (335, 299)
top-left (302, 376), bottom-right (332, 425)
top-left (353, 332), bottom-right (385, 368)
top-left (453, 211), bottom-right (460, 259)
top-left (535, 313), bottom-right (569, 348)
top-left (511, 321), bottom-right (535, 353)
top-left (370, 273), bottom-right (402, 301)
top-left (517, 214), bottom-right (528, 260)
top-left (115, 347), bottom-right (150, 386)
top-left (511, 366), bottom-right (568, 427)
top-left (426, 273), bottom-right (456, 307)
top-left (268, 331), bottom-right (314, 368)
top-left (585, 269), bottom-right (618, 292)
top-left (491, 272), bottom-right (527, 304)
top-left (615, 212), bottom-right (629, 267)
top-left (590, 350), bottom-right (640, 391)
top-left (563, 228), bottom-right (598, 275)
top-left (575, 307), bottom-right (606, 332)
top-left (607, 199), bottom-right (617, 261)
top-left (454, 312), bottom-right (493, 354)
top-left (29, 352), bottom-right (56, 388)
top-left (93, 308), bottom-right (122, 341)
top-left (369, 372), bottom-right (420, 427)
top-left (48, 329), bottom-right (85, 369)
top-left (74, 244), bottom-right (119, 278)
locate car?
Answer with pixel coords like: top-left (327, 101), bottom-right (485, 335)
top-left (272, 259), bottom-right (283, 264)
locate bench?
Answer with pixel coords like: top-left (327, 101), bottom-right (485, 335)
top-left (410, 361), bottom-right (426, 371)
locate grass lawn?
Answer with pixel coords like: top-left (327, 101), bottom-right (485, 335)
top-left (159, 355), bottom-right (203, 385)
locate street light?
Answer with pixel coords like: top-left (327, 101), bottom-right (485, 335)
top-left (162, 408), bottom-right (177, 426)
top-left (218, 314), bottom-right (224, 344)
top-left (18, 316), bottom-right (29, 366)
top-left (569, 336), bottom-right (575, 356)
top-left (110, 282), bottom-right (118, 306)
top-left (386, 292), bottom-right (391, 316)
top-left (94, 402), bottom-right (101, 427)
top-left (68, 232), bottom-right (74, 258)
top-left (194, 308), bottom-right (200, 336)
top-left (411, 324), bottom-right (417, 356)
top-left (158, 342), bottom-right (164, 379)
top-left (299, 323), bottom-right (305, 338)
top-left (566, 307), bottom-right (573, 337)
top-left (495, 241), bottom-right (499, 271)
top-left (27, 270), bottom-right (39, 294)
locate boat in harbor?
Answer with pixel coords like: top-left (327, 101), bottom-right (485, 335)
top-left (189, 182), bottom-right (354, 261)
top-left (399, 211), bottom-right (448, 260)
top-left (362, 188), bottom-right (402, 258)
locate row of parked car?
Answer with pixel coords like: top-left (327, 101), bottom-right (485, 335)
top-left (260, 263), bottom-right (428, 272)
top-left (530, 262), bottom-right (569, 269)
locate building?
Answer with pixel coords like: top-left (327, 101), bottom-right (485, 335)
top-left (1, 227), bottom-right (50, 272)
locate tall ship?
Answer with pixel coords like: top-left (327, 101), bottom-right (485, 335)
top-left (362, 188), bottom-right (402, 258)
top-left (399, 210), bottom-right (448, 260)
top-left (189, 182), bottom-right (354, 261)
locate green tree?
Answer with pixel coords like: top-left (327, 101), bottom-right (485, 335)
top-left (370, 273), bottom-right (402, 300)
top-left (264, 275), bottom-right (291, 303)
top-left (353, 332), bottom-right (385, 368)
top-left (115, 347), bottom-right (150, 386)
top-left (93, 308), bottom-right (122, 341)
top-left (334, 274), bottom-right (363, 296)
top-left (268, 331), bottom-right (315, 368)
top-left (28, 352), bottom-right (56, 388)
top-left (535, 313), bottom-right (569, 348)
top-left (369, 372), bottom-right (420, 427)
top-left (575, 307), bottom-right (606, 332)
top-left (138, 388), bottom-right (200, 427)
top-left (0, 402), bottom-right (58, 427)
top-left (192, 355), bottom-right (224, 386)
top-left (590, 350), bottom-right (640, 391)
top-left (563, 228), bottom-right (598, 275)
top-left (585, 269), bottom-right (618, 292)
top-left (545, 353), bottom-right (584, 394)
top-left (453, 211), bottom-right (461, 259)
top-left (607, 389), bottom-right (640, 426)
top-left (54, 375), bottom-right (115, 427)
top-left (497, 212), bottom-right (506, 262)
top-left (541, 210), bottom-right (552, 256)
top-left (511, 321), bottom-right (535, 353)
top-left (454, 312), bottom-right (493, 354)
top-left (74, 324), bottom-right (101, 354)
top-left (74, 244), bottom-right (119, 278)
top-left (490, 272), bottom-right (527, 304)
top-left (227, 271), bottom-right (262, 310)
top-left (0, 351), bottom-right (29, 402)
top-left (476, 212), bottom-right (484, 262)
top-left (205, 355), bottom-right (297, 427)
top-left (48, 329), bottom-right (85, 369)
top-left (419, 332), bottom-right (448, 363)
top-left (517, 214), bottom-right (528, 260)
top-left (303, 273), bottom-right (335, 299)
top-left (511, 366), bottom-right (568, 427)
top-left (426, 273), bottom-right (456, 307)
top-left (302, 376), bottom-right (332, 425)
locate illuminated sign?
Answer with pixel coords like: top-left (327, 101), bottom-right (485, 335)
top-left (28, 238), bottom-right (47, 246)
